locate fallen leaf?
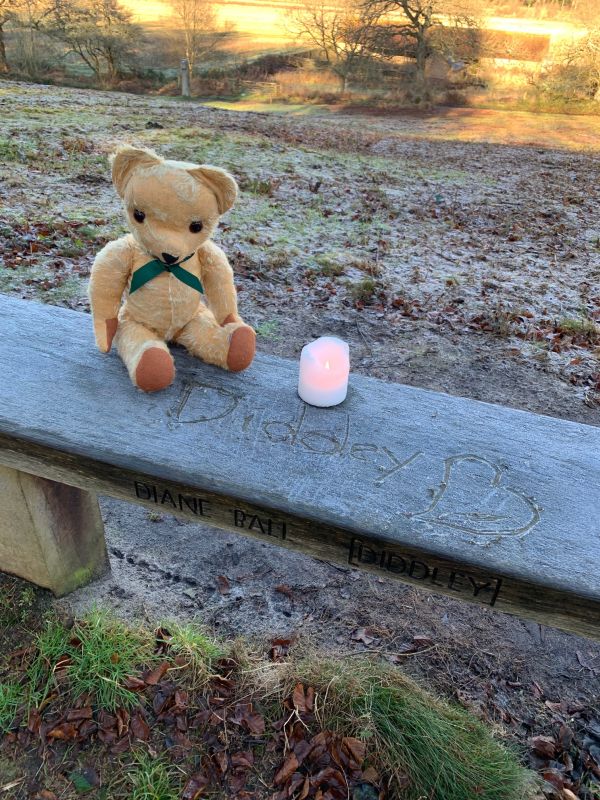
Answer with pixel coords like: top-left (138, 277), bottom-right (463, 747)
top-left (293, 683), bottom-right (309, 714)
top-left (540, 768), bottom-right (566, 789)
top-left (78, 719), bottom-right (96, 739)
top-left (557, 725), bottom-right (574, 751)
top-left (351, 628), bottom-right (377, 646)
top-left (144, 661), bottom-right (170, 685)
top-left (130, 712), bottom-right (150, 741)
top-left (47, 722), bottom-right (78, 740)
top-left (231, 703), bottom-right (265, 735)
top-left (274, 752), bottom-right (299, 785)
top-left (342, 737), bottom-right (366, 767)
top-left (531, 735), bottom-right (556, 759)
top-left (116, 707), bottom-right (130, 738)
top-left (270, 638), bottom-right (292, 661)
top-left (231, 750), bottom-right (254, 769)
top-left (213, 750), bottom-right (228, 774)
top-left (182, 772), bottom-right (210, 799)
top-left (66, 707), bottom-right (93, 722)
top-left (561, 790), bottom-right (579, 800)
top-left (123, 675), bottom-right (146, 691)
top-left (412, 634), bottom-right (434, 649)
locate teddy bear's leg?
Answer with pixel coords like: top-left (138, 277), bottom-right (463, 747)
top-left (115, 318), bottom-right (175, 392)
top-left (175, 307), bottom-right (255, 372)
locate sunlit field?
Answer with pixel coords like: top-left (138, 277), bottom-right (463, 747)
top-left (123, 0), bottom-right (293, 44)
top-left (122, 0), bottom-right (587, 46)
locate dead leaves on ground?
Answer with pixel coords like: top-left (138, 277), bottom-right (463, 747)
top-left (2, 638), bottom-right (383, 800)
top-left (529, 711), bottom-right (600, 798)
top-left (270, 683), bottom-right (382, 800)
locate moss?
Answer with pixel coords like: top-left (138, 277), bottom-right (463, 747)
top-left (315, 253), bottom-right (345, 277)
top-left (347, 278), bottom-right (377, 303)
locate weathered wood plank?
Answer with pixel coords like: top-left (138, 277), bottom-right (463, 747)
top-left (0, 465), bottom-right (108, 596)
top-left (0, 294), bottom-right (599, 636)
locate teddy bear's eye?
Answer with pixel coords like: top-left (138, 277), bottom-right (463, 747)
top-left (133, 209), bottom-right (146, 223)
top-left (189, 221), bottom-right (203, 234)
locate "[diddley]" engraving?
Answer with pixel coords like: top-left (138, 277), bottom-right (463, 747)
top-left (349, 538), bottom-right (503, 606)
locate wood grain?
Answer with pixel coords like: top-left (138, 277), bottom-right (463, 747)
top-left (0, 294), bottom-right (599, 637)
top-left (0, 465), bottom-right (108, 596)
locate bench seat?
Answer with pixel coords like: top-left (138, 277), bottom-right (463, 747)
top-left (0, 293), bottom-right (599, 639)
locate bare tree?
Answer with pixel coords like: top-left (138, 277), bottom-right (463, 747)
top-left (11, 0), bottom-right (56, 78)
top-left (361, 0), bottom-right (478, 91)
top-left (44, 0), bottom-right (140, 86)
top-left (167, 0), bottom-right (230, 77)
top-left (287, 0), bottom-right (386, 91)
top-left (551, 28), bottom-right (600, 102)
top-left (0, 0), bottom-right (20, 72)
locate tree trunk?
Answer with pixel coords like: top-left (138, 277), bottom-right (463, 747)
top-left (414, 30), bottom-right (427, 90)
top-left (0, 25), bottom-right (9, 74)
top-left (180, 58), bottom-right (191, 97)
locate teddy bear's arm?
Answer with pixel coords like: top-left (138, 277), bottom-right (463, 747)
top-left (89, 236), bottom-right (133, 353)
top-left (198, 241), bottom-right (243, 326)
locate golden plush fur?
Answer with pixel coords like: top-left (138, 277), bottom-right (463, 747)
top-left (89, 145), bottom-right (255, 392)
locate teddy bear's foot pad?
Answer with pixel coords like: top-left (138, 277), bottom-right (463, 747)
top-left (135, 347), bottom-right (175, 392)
top-left (227, 326), bottom-right (256, 372)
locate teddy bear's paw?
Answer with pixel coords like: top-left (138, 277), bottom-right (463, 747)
top-left (226, 325), bottom-right (256, 372)
top-left (94, 317), bottom-right (119, 353)
top-left (135, 346), bottom-right (175, 392)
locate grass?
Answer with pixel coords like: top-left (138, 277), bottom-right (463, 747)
top-left (244, 177), bottom-right (277, 196)
top-left (0, 682), bottom-right (22, 734)
top-left (256, 319), bottom-right (280, 338)
top-left (362, 683), bottom-right (531, 800)
top-left (0, 579), bottom-right (36, 630)
top-left (159, 621), bottom-right (223, 688)
top-left (127, 752), bottom-right (180, 800)
top-left (315, 252), bottom-right (345, 277)
top-left (281, 657), bottom-right (537, 800)
top-left (348, 277), bottom-right (378, 303)
top-left (558, 315), bottom-right (600, 341)
top-left (28, 610), bottom-right (154, 710)
top-left (0, 137), bottom-right (36, 163)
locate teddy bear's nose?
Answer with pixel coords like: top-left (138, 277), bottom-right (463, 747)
top-left (161, 252), bottom-right (178, 265)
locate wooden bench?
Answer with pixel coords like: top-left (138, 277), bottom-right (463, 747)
top-left (1, 293), bottom-right (599, 639)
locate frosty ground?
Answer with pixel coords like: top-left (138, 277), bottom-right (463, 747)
top-left (0, 80), bottom-right (599, 793)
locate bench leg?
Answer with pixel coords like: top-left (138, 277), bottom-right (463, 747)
top-left (0, 465), bottom-right (109, 596)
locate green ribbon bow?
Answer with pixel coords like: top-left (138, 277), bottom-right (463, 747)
top-left (129, 252), bottom-right (204, 295)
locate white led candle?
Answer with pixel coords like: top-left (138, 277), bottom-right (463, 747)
top-left (298, 336), bottom-right (350, 407)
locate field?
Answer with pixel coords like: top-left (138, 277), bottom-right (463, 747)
top-left (1, 79), bottom-right (600, 797)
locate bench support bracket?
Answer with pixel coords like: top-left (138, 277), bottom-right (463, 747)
top-left (0, 465), bottom-right (109, 596)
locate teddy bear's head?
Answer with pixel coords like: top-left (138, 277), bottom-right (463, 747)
top-left (110, 145), bottom-right (237, 265)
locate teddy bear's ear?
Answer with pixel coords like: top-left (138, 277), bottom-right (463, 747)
top-left (187, 165), bottom-right (238, 215)
top-left (110, 145), bottom-right (162, 197)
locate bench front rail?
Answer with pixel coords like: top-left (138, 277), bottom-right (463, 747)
top-left (0, 295), bottom-right (599, 640)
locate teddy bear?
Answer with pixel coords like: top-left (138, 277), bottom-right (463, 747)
top-left (88, 145), bottom-right (256, 392)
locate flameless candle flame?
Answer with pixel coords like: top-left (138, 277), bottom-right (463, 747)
top-left (298, 337), bottom-right (350, 407)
